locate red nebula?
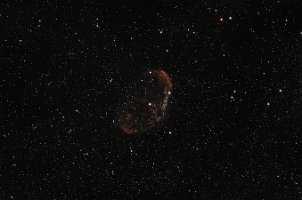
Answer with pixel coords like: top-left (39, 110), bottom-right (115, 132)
top-left (118, 69), bottom-right (173, 135)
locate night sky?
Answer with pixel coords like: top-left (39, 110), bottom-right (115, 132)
top-left (1, 0), bottom-right (302, 199)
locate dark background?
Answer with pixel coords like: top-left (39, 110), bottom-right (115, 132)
top-left (1, 0), bottom-right (302, 199)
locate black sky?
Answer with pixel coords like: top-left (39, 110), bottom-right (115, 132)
top-left (1, 0), bottom-right (302, 199)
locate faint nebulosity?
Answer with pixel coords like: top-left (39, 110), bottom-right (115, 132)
top-left (117, 69), bottom-right (172, 135)
top-left (1, 0), bottom-right (302, 199)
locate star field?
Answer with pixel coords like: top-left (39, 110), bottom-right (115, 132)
top-left (1, 0), bottom-right (302, 199)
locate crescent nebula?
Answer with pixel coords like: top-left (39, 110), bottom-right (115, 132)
top-left (117, 69), bottom-right (173, 135)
